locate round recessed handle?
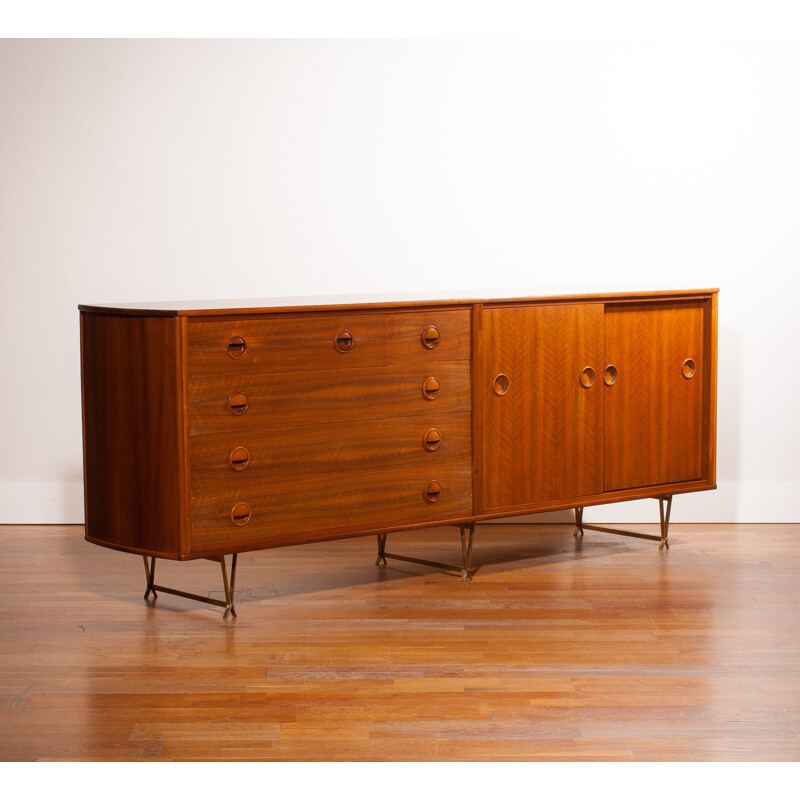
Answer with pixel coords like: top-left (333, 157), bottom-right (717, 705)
top-left (231, 502), bottom-right (251, 527)
top-left (422, 377), bottom-right (440, 400)
top-left (227, 392), bottom-right (249, 416)
top-left (229, 446), bottom-right (250, 471)
top-left (492, 373), bottom-right (510, 396)
top-left (682, 358), bottom-right (697, 379)
top-left (423, 480), bottom-right (442, 503)
top-left (421, 326), bottom-right (441, 349)
top-left (423, 428), bottom-right (442, 452)
top-left (334, 330), bottom-right (353, 353)
top-left (227, 335), bottom-right (247, 359)
top-left (604, 365), bottom-right (618, 386)
top-left (579, 366), bottom-right (596, 389)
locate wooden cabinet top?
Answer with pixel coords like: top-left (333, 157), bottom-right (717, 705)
top-left (79, 287), bottom-right (719, 317)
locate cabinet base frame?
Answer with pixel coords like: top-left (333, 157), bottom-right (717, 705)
top-left (574, 495), bottom-right (672, 550)
top-left (376, 523), bottom-right (475, 581)
top-left (135, 496), bottom-right (674, 616)
top-left (143, 554), bottom-right (238, 618)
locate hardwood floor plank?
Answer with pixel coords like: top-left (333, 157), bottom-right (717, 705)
top-left (1, 523), bottom-right (799, 760)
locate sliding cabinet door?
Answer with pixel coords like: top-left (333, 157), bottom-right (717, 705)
top-left (480, 303), bottom-right (604, 512)
top-left (604, 302), bottom-right (705, 491)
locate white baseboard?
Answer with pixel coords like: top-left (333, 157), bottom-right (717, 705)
top-left (0, 479), bottom-right (797, 525)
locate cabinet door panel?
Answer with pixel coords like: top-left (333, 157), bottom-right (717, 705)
top-left (604, 302), bottom-right (705, 490)
top-left (480, 303), bottom-right (604, 511)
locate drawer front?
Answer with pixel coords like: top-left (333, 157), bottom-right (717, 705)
top-left (190, 411), bottom-right (471, 486)
top-left (189, 460), bottom-right (473, 551)
top-left (187, 362), bottom-right (472, 436)
top-left (186, 308), bottom-right (470, 377)
top-left (385, 309), bottom-right (471, 363)
top-left (187, 313), bottom-right (389, 375)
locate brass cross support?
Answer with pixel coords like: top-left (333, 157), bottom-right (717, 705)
top-left (375, 523), bottom-right (476, 581)
top-left (142, 553), bottom-right (239, 617)
top-left (574, 495), bottom-right (673, 550)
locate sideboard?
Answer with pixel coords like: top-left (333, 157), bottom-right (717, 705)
top-left (80, 288), bottom-right (718, 616)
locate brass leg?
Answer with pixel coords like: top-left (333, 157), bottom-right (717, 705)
top-left (218, 554), bottom-right (238, 619)
top-left (229, 553), bottom-right (238, 599)
top-left (577, 496), bottom-right (675, 548)
top-left (143, 556), bottom-right (157, 599)
top-left (460, 523), bottom-right (475, 582)
top-left (375, 533), bottom-right (387, 566)
top-left (574, 507), bottom-right (584, 537)
top-left (659, 495), bottom-right (672, 550)
top-left (141, 554), bottom-right (239, 617)
top-left (376, 524), bottom-right (477, 580)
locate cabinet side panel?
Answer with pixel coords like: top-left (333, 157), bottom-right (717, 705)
top-left (81, 312), bottom-right (183, 557)
top-left (702, 294), bottom-right (718, 484)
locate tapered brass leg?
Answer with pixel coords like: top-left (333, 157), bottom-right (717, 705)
top-left (218, 554), bottom-right (238, 619)
top-left (375, 533), bottom-right (388, 566)
top-left (659, 495), bottom-right (672, 550)
top-left (143, 556), bottom-right (157, 599)
top-left (574, 507), bottom-right (584, 537)
top-left (375, 524), bottom-right (477, 580)
top-left (229, 553), bottom-right (238, 599)
top-left (141, 554), bottom-right (238, 617)
top-left (577, 495), bottom-right (675, 548)
top-left (460, 523), bottom-right (475, 582)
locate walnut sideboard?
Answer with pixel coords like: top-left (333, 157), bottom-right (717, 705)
top-left (80, 288), bottom-right (718, 617)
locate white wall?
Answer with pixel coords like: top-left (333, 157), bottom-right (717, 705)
top-left (1, 39), bottom-right (798, 524)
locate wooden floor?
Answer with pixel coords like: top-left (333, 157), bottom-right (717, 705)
top-left (1, 522), bottom-right (799, 761)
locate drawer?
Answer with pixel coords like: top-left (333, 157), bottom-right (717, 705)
top-left (386, 309), bottom-right (470, 363)
top-left (190, 411), bottom-right (471, 486)
top-left (187, 362), bottom-right (472, 436)
top-left (187, 313), bottom-right (389, 375)
top-left (186, 308), bottom-right (471, 377)
top-left (189, 460), bottom-right (473, 551)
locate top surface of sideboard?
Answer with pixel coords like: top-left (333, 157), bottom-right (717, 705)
top-left (78, 286), bottom-right (719, 316)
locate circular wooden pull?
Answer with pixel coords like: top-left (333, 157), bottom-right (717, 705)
top-left (423, 428), bottom-right (442, 452)
top-left (493, 374), bottom-right (510, 396)
top-left (604, 365), bottom-right (618, 386)
top-left (421, 326), bottom-right (441, 349)
top-left (579, 366), bottom-right (596, 388)
top-left (227, 392), bottom-right (249, 416)
top-left (334, 330), bottom-right (353, 353)
top-left (229, 447), bottom-right (250, 471)
top-left (227, 336), bottom-right (247, 359)
top-left (231, 502), bottom-right (251, 527)
top-left (423, 480), bottom-right (442, 503)
top-left (422, 377), bottom-right (440, 400)
top-left (682, 358), bottom-right (697, 379)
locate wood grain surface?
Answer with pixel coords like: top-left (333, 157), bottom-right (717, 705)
top-left (187, 312), bottom-right (390, 374)
top-left (480, 303), bottom-right (605, 511)
top-left (604, 301), bottom-right (706, 490)
top-left (81, 312), bottom-right (185, 558)
top-left (187, 309), bottom-right (470, 376)
top-left (190, 460), bottom-right (473, 551)
top-left (189, 412), bottom-right (472, 485)
top-left (1, 522), bottom-right (797, 761)
top-left (77, 287), bottom-right (718, 317)
top-left (187, 362), bottom-right (472, 436)
top-left (80, 290), bottom-right (717, 565)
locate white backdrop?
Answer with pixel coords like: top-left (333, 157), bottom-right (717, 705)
top-left (1, 38), bottom-right (798, 524)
